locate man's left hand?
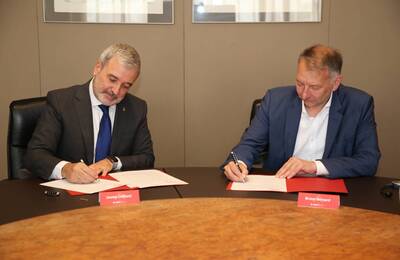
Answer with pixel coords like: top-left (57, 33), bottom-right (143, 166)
top-left (275, 157), bottom-right (317, 179)
top-left (89, 159), bottom-right (113, 176)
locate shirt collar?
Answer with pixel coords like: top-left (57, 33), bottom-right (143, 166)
top-left (89, 78), bottom-right (102, 107)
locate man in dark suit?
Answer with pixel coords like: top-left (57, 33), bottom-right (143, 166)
top-left (25, 43), bottom-right (154, 183)
top-left (223, 44), bottom-right (380, 181)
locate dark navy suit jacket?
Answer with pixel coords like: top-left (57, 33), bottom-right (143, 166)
top-left (25, 81), bottom-right (154, 179)
top-left (231, 85), bottom-right (380, 178)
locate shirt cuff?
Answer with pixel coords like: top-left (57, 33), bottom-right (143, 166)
top-left (50, 161), bottom-right (69, 180)
top-left (114, 156), bottom-right (122, 171)
top-left (238, 160), bottom-right (248, 170)
top-left (314, 160), bottom-right (329, 176)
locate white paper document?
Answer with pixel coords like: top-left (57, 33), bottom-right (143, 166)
top-left (110, 169), bottom-right (188, 188)
top-left (40, 179), bottom-right (124, 194)
top-left (230, 175), bottom-right (287, 192)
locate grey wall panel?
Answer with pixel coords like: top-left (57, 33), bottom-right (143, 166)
top-left (329, 0), bottom-right (400, 178)
top-left (184, 1), bottom-right (331, 166)
top-left (0, 0), bottom-right (41, 180)
top-left (36, 1), bottom-right (185, 169)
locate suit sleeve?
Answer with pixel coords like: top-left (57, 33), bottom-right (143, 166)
top-left (321, 96), bottom-right (381, 178)
top-left (24, 93), bottom-right (64, 179)
top-left (221, 92), bottom-right (272, 169)
top-left (119, 102), bottom-right (155, 170)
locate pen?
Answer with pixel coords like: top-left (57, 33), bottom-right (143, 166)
top-left (80, 159), bottom-right (99, 182)
top-left (230, 151), bottom-right (245, 183)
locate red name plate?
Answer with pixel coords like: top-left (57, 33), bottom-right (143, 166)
top-left (297, 192), bottom-right (340, 209)
top-left (99, 189), bottom-right (140, 206)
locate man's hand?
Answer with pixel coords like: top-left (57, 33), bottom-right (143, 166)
top-left (89, 159), bottom-right (113, 177)
top-left (61, 162), bottom-right (99, 184)
top-left (275, 157), bottom-right (317, 179)
top-left (224, 161), bottom-right (248, 182)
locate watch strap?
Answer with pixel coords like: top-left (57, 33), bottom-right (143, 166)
top-left (106, 156), bottom-right (118, 170)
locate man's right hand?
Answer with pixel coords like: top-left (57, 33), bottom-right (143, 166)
top-left (61, 162), bottom-right (98, 184)
top-left (223, 161), bottom-right (249, 182)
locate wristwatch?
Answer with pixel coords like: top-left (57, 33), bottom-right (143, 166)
top-left (106, 156), bottom-right (118, 171)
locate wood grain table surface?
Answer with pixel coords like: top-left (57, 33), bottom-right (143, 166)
top-left (1, 197), bottom-right (399, 259)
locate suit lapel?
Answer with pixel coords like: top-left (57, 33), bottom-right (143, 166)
top-left (323, 91), bottom-right (343, 158)
top-left (111, 98), bottom-right (129, 154)
top-left (73, 83), bottom-right (94, 163)
top-left (284, 97), bottom-right (302, 158)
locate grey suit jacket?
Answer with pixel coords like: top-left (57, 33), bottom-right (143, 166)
top-left (25, 81), bottom-right (155, 179)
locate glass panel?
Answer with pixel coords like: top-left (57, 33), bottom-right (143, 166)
top-left (193, 0), bottom-right (321, 23)
top-left (44, 0), bottom-right (174, 24)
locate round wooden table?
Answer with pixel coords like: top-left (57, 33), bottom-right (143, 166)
top-left (1, 198), bottom-right (399, 259)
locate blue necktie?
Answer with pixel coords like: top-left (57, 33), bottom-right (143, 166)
top-left (95, 105), bottom-right (111, 162)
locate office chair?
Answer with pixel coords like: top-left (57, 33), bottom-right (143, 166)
top-left (249, 98), bottom-right (262, 124)
top-left (248, 98), bottom-right (265, 166)
top-left (7, 97), bottom-right (47, 179)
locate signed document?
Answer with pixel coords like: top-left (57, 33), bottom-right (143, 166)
top-left (110, 169), bottom-right (188, 188)
top-left (40, 179), bottom-right (124, 194)
top-left (229, 175), bottom-right (287, 192)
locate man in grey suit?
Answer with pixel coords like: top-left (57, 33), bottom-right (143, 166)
top-left (223, 44), bottom-right (380, 182)
top-left (25, 43), bottom-right (154, 183)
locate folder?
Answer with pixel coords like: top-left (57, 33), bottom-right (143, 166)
top-left (227, 175), bottom-right (348, 194)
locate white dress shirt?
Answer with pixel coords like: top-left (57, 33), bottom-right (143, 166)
top-left (49, 79), bottom-right (121, 179)
top-left (292, 94), bottom-right (332, 176)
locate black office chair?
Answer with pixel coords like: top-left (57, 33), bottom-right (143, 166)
top-left (249, 98), bottom-right (265, 166)
top-left (249, 98), bottom-right (262, 124)
top-left (7, 97), bottom-right (47, 179)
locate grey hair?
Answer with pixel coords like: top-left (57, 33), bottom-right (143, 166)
top-left (99, 43), bottom-right (141, 73)
top-left (298, 44), bottom-right (342, 78)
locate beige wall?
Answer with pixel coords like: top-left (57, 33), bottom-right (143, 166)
top-left (36, 1), bottom-right (185, 169)
top-left (329, 0), bottom-right (400, 178)
top-left (1, 0), bottom-right (399, 179)
top-left (0, 0), bottom-right (41, 179)
top-left (184, 1), bottom-right (331, 166)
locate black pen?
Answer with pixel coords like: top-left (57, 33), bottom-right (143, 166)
top-left (230, 151), bottom-right (245, 183)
